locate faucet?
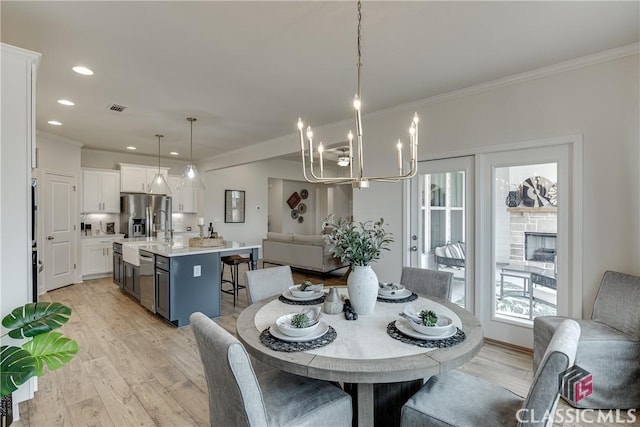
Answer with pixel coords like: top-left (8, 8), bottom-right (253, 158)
top-left (153, 210), bottom-right (173, 242)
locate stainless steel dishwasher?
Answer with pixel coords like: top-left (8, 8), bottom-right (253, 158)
top-left (139, 250), bottom-right (155, 313)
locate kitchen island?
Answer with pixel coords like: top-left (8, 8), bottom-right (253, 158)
top-left (114, 237), bottom-right (260, 327)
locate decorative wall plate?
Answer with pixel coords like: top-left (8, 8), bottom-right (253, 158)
top-left (521, 176), bottom-right (552, 207)
top-left (298, 216), bottom-right (304, 223)
top-left (300, 189), bottom-right (309, 199)
top-left (287, 192), bottom-right (301, 209)
top-left (297, 203), bottom-right (307, 214)
top-left (291, 209), bottom-right (299, 219)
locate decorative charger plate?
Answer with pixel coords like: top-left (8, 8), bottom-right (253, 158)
top-left (281, 290), bottom-right (324, 301)
top-left (269, 321), bottom-right (329, 342)
top-left (291, 209), bottom-right (299, 219)
top-left (300, 189), bottom-right (309, 199)
top-left (394, 319), bottom-right (457, 340)
top-left (297, 203), bottom-right (307, 214)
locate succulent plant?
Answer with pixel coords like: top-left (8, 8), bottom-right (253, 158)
top-left (419, 309), bottom-right (438, 327)
top-left (299, 281), bottom-right (313, 291)
top-left (290, 313), bottom-right (310, 328)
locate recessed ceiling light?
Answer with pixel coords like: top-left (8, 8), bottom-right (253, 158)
top-left (72, 66), bottom-right (94, 76)
top-left (57, 99), bottom-right (75, 106)
top-left (47, 120), bottom-right (62, 126)
top-left (169, 152), bottom-right (179, 156)
top-left (126, 146), bottom-right (136, 150)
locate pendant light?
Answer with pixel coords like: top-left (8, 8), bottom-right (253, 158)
top-left (177, 117), bottom-right (206, 191)
top-left (148, 134), bottom-right (172, 195)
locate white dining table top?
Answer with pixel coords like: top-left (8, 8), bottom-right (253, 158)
top-left (237, 289), bottom-right (483, 384)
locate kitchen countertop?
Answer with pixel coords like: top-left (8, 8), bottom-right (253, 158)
top-left (118, 236), bottom-right (261, 258)
top-left (82, 233), bottom-right (124, 239)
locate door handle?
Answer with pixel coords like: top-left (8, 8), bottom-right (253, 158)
top-left (47, 236), bottom-right (54, 240)
top-left (410, 246), bottom-right (418, 252)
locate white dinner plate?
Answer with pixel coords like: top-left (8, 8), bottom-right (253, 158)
top-left (394, 319), bottom-right (457, 340)
top-left (281, 290), bottom-right (324, 302)
top-left (269, 321), bottom-right (330, 342)
top-left (378, 289), bottom-right (413, 300)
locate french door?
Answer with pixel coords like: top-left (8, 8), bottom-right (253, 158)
top-left (409, 140), bottom-right (581, 347)
top-left (409, 156), bottom-right (474, 309)
top-left (477, 144), bottom-right (576, 347)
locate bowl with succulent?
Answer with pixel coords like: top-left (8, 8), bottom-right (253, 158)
top-left (402, 304), bottom-right (453, 335)
top-left (276, 307), bottom-right (322, 337)
top-left (289, 280), bottom-right (323, 298)
top-left (378, 282), bottom-right (406, 297)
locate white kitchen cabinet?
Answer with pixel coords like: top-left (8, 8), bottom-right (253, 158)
top-left (168, 176), bottom-right (197, 213)
top-left (82, 169), bottom-right (120, 213)
top-left (81, 235), bottom-right (122, 277)
top-left (120, 163), bottom-right (168, 193)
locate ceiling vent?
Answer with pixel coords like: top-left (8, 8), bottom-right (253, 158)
top-left (107, 103), bottom-right (127, 112)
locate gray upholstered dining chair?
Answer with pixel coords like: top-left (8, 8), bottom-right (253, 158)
top-left (245, 265), bottom-right (294, 304)
top-left (401, 319), bottom-right (580, 427)
top-left (533, 270), bottom-right (640, 409)
top-left (400, 267), bottom-right (453, 300)
top-left (190, 312), bottom-right (352, 427)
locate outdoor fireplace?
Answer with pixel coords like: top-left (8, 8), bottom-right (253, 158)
top-left (525, 232), bottom-right (556, 263)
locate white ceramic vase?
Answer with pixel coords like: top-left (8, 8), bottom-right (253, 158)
top-left (347, 265), bottom-right (379, 315)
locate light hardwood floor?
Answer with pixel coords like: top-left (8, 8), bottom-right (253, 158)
top-left (14, 266), bottom-right (637, 427)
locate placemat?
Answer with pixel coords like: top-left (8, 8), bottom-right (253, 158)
top-left (278, 294), bottom-right (325, 305)
top-left (386, 321), bottom-right (466, 348)
top-left (260, 326), bottom-right (337, 352)
top-left (377, 292), bottom-right (418, 303)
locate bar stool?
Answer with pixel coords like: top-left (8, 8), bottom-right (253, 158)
top-left (221, 255), bottom-right (251, 306)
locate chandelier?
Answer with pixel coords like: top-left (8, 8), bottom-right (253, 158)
top-left (297, 0), bottom-right (419, 189)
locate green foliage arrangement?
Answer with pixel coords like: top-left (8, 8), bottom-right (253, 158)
top-left (1, 302), bottom-right (79, 397)
top-left (326, 216), bottom-right (394, 267)
top-left (290, 313), bottom-right (310, 328)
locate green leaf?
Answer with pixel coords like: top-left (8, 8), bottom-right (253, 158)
top-left (22, 332), bottom-right (79, 376)
top-left (0, 345), bottom-right (36, 396)
top-left (2, 302), bottom-right (72, 339)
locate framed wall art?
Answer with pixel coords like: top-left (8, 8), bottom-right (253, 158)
top-left (225, 190), bottom-right (245, 223)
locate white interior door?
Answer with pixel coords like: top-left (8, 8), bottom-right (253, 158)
top-left (477, 144), bottom-right (577, 347)
top-left (409, 156), bottom-right (474, 309)
top-left (44, 171), bottom-right (77, 291)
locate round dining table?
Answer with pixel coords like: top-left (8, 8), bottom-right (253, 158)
top-left (236, 290), bottom-right (483, 427)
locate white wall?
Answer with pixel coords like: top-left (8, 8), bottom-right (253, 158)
top-left (357, 54), bottom-right (639, 317)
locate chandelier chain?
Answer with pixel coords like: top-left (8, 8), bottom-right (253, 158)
top-left (356, 0), bottom-right (362, 98)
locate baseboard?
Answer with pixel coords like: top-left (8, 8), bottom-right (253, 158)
top-left (484, 337), bottom-right (533, 354)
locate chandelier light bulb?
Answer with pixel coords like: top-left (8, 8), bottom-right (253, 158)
top-left (297, 118), bottom-right (304, 130)
top-left (306, 127), bottom-right (313, 139)
top-left (348, 131), bottom-right (353, 141)
top-left (353, 96), bottom-right (361, 110)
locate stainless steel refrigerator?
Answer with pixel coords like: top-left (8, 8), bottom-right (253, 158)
top-left (120, 194), bottom-right (172, 238)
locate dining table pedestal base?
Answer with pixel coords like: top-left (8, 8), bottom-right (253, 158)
top-left (345, 379), bottom-right (423, 427)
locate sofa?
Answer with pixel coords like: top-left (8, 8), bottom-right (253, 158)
top-left (262, 232), bottom-right (349, 274)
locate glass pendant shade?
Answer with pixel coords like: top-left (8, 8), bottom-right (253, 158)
top-left (148, 134), bottom-right (172, 195)
top-left (177, 117), bottom-right (206, 191)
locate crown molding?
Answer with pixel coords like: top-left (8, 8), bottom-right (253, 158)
top-left (374, 43), bottom-right (639, 117)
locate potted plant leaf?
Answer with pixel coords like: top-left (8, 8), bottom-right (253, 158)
top-left (326, 215), bottom-right (393, 315)
top-left (1, 302), bottom-right (79, 425)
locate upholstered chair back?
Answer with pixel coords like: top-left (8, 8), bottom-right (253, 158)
top-left (591, 270), bottom-right (640, 340)
top-left (520, 319), bottom-right (580, 427)
top-left (245, 265), bottom-right (295, 304)
top-left (190, 312), bottom-right (268, 426)
top-left (400, 267), bottom-right (453, 300)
